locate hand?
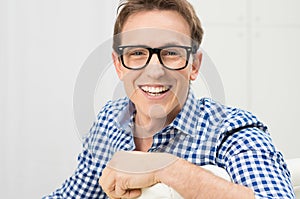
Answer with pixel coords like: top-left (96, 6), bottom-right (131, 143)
top-left (99, 151), bottom-right (178, 199)
top-left (99, 166), bottom-right (158, 199)
top-left (99, 151), bottom-right (254, 199)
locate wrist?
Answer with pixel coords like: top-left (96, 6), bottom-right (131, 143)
top-left (154, 157), bottom-right (184, 186)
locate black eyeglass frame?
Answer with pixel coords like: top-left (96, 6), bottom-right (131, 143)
top-left (117, 45), bottom-right (196, 70)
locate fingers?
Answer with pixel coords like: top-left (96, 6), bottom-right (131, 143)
top-left (99, 168), bottom-right (115, 192)
top-left (114, 176), bottom-right (143, 198)
top-left (99, 167), bottom-right (142, 199)
top-left (115, 187), bottom-right (141, 199)
top-left (107, 189), bottom-right (141, 199)
top-left (99, 151), bottom-right (177, 198)
top-left (115, 180), bottom-right (127, 196)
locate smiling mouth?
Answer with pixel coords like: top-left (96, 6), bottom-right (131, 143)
top-left (139, 85), bottom-right (171, 96)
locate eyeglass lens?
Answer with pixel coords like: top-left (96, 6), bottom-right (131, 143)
top-left (120, 46), bottom-right (191, 70)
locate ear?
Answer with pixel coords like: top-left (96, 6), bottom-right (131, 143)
top-left (112, 51), bottom-right (124, 80)
top-left (190, 51), bottom-right (202, 81)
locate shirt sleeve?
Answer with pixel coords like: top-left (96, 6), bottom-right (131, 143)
top-left (218, 127), bottom-right (295, 199)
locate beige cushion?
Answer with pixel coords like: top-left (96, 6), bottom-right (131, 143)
top-left (137, 165), bottom-right (231, 199)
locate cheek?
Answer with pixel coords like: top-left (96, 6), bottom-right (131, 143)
top-left (123, 80), bottom-right (136, 98)
top-left (121, 72), bottom-right (141, 98)
top-left (175, 68), bottom-right (191, 84)
top-left (172, 71), bottom-right (190, 102)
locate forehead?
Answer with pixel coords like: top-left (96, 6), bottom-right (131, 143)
top-left (119, 10), bottom-right (192, 46)
top-left (117, 28), bottom-right (193, 47)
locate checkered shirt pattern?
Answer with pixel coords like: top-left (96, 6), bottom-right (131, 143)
top-left (44, 90), bottom-right (295, 198)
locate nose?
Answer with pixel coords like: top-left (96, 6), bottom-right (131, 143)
top-left (145, 54), bottom-right (165, 79)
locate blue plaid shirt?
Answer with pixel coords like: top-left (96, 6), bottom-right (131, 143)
top-left (44, 90), bottom-right (295, 198)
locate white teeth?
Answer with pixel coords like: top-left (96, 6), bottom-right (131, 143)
top-left (140, 86), bottom-right (169, 94)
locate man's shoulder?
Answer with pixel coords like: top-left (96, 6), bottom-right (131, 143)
top-left (96, 97), bottom-right (130, 118)
top-left (198, 98), bottom-right (272, 160)
top-left (199, 97), bottom-right (267, 133)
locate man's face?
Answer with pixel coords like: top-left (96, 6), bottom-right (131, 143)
top-left (113, 10), bottom-right (201, 126)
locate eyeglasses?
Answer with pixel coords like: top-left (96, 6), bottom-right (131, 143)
top-left (117, 45), bottom-right (194, 70)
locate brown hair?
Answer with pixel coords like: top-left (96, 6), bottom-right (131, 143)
top-left (113, 0), bottom-right (204, 52)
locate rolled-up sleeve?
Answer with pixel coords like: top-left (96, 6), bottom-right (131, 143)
top-left (219, 127), bottom-right (295, 198)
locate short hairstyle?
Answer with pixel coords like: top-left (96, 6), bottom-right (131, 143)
top-left (113, 0), bottom-right (204, 52)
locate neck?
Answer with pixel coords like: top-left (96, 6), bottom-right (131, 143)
top-left (133, 104), bottom-right (181, 151)
top-left (134, 113), bottom-right (172, 138)
top-left (133, 114), bottom-right (171, 152)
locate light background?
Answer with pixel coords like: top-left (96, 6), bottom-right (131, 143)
top-left (1, 0), bottom-right (299, 198)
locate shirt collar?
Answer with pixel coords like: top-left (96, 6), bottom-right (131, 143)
top-left (115, 99), bottom-right (135, 132)
top-left (115, 89), bottom-right (200, 137)
top-left (168, 89), bottom-right (199, 137)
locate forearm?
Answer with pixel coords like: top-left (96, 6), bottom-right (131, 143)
top-left (156, 158), bottom-right (254, 199)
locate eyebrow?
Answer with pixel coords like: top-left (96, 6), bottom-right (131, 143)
top-left (119, 41), bottom-right (192, 48)
top-left (161, 41), bottom-right (190, 46)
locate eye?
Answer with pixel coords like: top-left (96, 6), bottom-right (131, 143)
top-left (126, 48), bottom-right (148, 57)
top-left (166, 51), bottom-right (178, 56)
top-left (162, 48), bottom-right (183, 57)
top-left (162, 50), bottom-right (178, 56)
top-left (131, 51), bottom-right (145, 56)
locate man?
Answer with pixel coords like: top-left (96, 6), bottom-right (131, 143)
top-left (45, 0), bottom-right (295, 198)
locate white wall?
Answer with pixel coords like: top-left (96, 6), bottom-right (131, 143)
top-left (192, 0), bottom-right (300, 158)
top-left (0, 0), bottom-right (299, 198)
top-left (0, 0), bottom-right (118, 198)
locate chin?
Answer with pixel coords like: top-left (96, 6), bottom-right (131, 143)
top-left (148, 103), bottom-right (178, 120)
